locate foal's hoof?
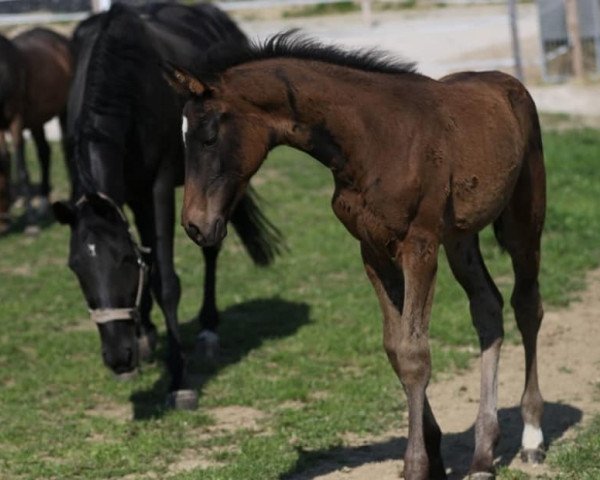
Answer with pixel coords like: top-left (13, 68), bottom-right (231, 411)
top-left (166, 389), bottom-right (199, 410)
top-left (114, 369), bottom-right (139, 382)
top-left (520, 447), bottom-right (546, 464)
top-left (195, 330), bottom-right (220, 364)
top-left (138, 330), bottom-right (158, 363)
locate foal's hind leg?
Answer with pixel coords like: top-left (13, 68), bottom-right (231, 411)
top-left (31, 126), bottom-right (51, 214)
top-left (496, 143), bottom-right (546, 462)
top-left (196, 245), bottom-right (222, 363)
top-left (444, 235), bottom-right (504, 477)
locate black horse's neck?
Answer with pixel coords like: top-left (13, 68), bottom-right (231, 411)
top-left (78, 112), bottom-right (130, 204)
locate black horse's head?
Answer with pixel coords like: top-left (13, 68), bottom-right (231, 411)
top-left (53, 194), bottom-right (147, 376)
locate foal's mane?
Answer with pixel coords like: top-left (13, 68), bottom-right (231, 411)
top-left (191, 30), bottom-right (418, 81)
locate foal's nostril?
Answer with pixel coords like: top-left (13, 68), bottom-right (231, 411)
top-left (185, 222), bottom-right (205, 244)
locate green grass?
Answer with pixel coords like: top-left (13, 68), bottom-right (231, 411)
top-left (547, 415), bottom-right (600, 479)
top-left (0, 128), bottom-right (599, 478)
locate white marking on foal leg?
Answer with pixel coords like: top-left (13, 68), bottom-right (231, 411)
top-left (522, 423), bottom-right (544, 450)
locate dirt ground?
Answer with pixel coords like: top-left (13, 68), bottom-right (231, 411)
top-left (285, 268), bottom-right (600, 480)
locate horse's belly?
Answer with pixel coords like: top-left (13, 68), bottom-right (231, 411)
top-left (449, 157), bottom-right (521, 233)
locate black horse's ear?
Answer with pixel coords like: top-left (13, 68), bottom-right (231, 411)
top-left (52, 201), bottom-right (77, 225)
top-left (87, 193), bottom-right (118, 219)
top-left (163, 63), bottom-right (209, 97)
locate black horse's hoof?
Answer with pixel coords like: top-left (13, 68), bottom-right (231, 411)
top-left (0, 219), bottom-right (10, 235)
top-left (166, 389), bottom-right (198, 410)
top-left (520, 447), bottom-right (546, 464)
top-left (114, 369), bottom-right (139, 381)
top-left (24, 224), bottom-right (40, 236)
top-left (195, 330), bottom-right (220, 364)
top-left (138, 329), bottom-right (158, 363)
top-left (469, 472), bottom-right (495, 480)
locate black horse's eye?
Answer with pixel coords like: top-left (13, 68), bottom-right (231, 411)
top-left (203, 134), bottom-right (218, 148)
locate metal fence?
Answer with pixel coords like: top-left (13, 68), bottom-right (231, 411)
top-left (537, 0), bottom-right (600, 81)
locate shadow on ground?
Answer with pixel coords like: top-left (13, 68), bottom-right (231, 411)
top-left (282, 402), bottom-right (582, 480)
top-left (130, 297), bottom-right (311, 420)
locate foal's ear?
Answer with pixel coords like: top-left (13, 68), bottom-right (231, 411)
top-left (52, 201), bottom-right (77, 226)
top-left (163, 63), bottom-right (209, 97)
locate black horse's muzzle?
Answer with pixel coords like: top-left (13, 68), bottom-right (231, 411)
top-left (98, 319), bottom-right (140, 377)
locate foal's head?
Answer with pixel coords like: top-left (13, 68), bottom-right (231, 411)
top-left (167, 68), bottom-right (276, 247)
top-left (53, 194), bottom-right (146, 376)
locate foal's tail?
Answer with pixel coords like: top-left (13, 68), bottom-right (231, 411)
top-left (230, 187), bottom-right (285, 266)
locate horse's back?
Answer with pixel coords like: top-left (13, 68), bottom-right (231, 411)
top-left (439, 71), bottom-right (542, 235)
top-left (12, 28), bottom-right (73, 127)
top-left (0, 34), bottom-right (24, 128)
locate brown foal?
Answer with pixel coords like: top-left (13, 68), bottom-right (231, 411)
top-left (167, 34), bottom-right (546, 479)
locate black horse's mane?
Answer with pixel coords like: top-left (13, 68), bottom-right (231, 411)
top-left (192, 30), bottom-right (418, 82)
top-left (83, 5), bottom-right (150, 123)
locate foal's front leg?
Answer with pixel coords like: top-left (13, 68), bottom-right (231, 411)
top-left (196, 245), bottom-right (222, 363)
top-left (362, 233), bottom-right (445, 480)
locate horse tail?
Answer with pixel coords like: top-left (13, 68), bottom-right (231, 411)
top-left (230, 187), bottom-right (285, 267)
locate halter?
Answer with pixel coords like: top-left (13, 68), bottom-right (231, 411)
top-left (76, 193), bottom-right (151, 326)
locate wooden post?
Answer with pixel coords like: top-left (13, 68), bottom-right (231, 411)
top-left (564, 0), bottom-right (585, 80)
top-left (508, 0), bottom-right (524, 82)
top-left (361, 0), bottom-right (372, 28)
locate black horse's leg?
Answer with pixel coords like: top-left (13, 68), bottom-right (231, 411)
top-left (196, 245), bottom-right (222, 362)
top-left (0, 132), bottom-right (10, 233)
top-left (10, 116), bottom-right (35, 228)
top-left (145, 172), bottom-right (195, 409)
top-left (58, 111), bottom-right (76, 201)
top-left (31, 126), bottom-right (51, 215)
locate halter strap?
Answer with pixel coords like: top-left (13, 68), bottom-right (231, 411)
top-left (77, 193), bottom-right (150, 325)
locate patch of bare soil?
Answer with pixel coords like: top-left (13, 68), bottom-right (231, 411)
top-left (289, 268), bottom-right (600, 480)
top-left (167, 405), bottom-right (267, 476)
top-left (85, 401), bottom-right (133, 423)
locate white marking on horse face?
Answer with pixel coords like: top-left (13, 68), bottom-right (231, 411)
top-left (182, 116), bottom-right (188, 146)
top-left (87, 243), bottom-right (97, 257)
top-left (522, 423), bottom-right (544, 449)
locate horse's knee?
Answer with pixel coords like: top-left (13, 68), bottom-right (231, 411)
top-left (386, 338), bottom-right (431, 389)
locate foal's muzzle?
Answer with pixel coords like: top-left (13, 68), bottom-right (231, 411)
top-left (183, 216), bottom-right (227, 247)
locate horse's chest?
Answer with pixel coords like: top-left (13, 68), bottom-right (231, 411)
top-left (331, 188), bottom-right (396, 250)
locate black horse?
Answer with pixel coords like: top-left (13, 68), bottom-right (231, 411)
top-left (53, 3), bottom-right (282, 408)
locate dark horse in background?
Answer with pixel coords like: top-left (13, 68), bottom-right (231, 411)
top-left (168, 33), bottom-right (546, 477)
top-left (0, 28), bottom-right (73, 234)
top-left (53, 3), bottom-right (282, 409)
